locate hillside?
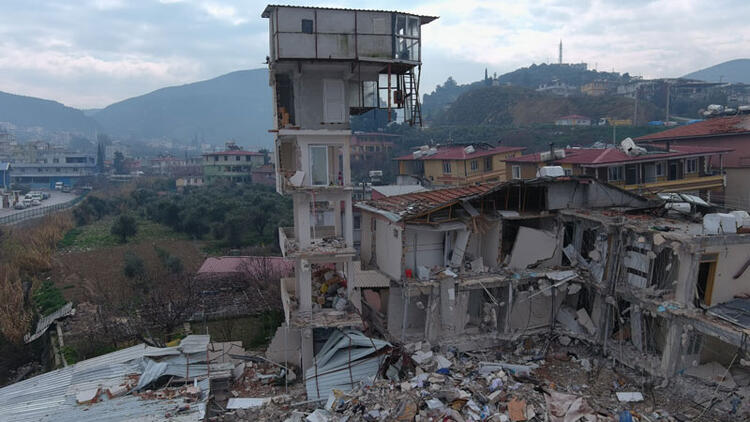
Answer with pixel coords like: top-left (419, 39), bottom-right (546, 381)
top-left (0, 91), bottom-right (99, 134)
top-left (422, 63), bottom-right (631, 120)
top-left (93, 69), bottom-right (273, 147)
top-left (683, 59), bottom-right (750, 84)
top-left (431, 85), bottom-right (663, 127)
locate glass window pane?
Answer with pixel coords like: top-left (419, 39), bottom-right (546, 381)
top-left (310, 146), bottom-right (328, 185)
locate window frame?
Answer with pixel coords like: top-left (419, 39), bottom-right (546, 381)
top-left (484, 156), bottom-right (493, 172)
top-left (442, 160), bottom-right (452, 174)
top-left (608, 166), bottom-right (623, 181)
top-left (686, 158), bottom-right (698, 173)
top-left (655, 162), bottom-right (664, 177)
top-left (470, 159), bottom-right (478, 171)
top-left (512, 165), bottom-right (521, 179)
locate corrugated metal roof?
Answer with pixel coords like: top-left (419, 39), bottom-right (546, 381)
top-left (0, 336), bottom-right (213, 422)
top-left (25, 302), bottom-right (74, 343)
top-left (261, 4), bottom-right (439, 24)
top-left (305, 330), bottom-right (390, 400)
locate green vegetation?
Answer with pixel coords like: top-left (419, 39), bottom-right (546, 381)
top-left (122, 251), bottom-right (146, 279)
top-left (32, 280), bottom-right (67, 317)
top-left (111, 214), bottom-right (138, 243)
top-left (61, 216), bottom-right (184, 250)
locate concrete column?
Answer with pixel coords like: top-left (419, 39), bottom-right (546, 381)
top-left (660, 319), bottom-right (684, 376)
top-left (344, 195), bottom-right (353, 248)
top-left (333, 199), bottom-right (342, 237)
top-left (342, 136), bottom-right (352, 186)
top-left (674, 249), bottom-right (699, 307)
top-left (293, 193), bottom-right (311, 248)
top-left (344, 259), bottom-right (355, 299)
top-left (297, 259), bottom-right (312, 314)
top-left (301, 327), bottom-right (314, 375)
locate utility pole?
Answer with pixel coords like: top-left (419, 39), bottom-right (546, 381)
top-left (665, 83), bottom-right (670, 123)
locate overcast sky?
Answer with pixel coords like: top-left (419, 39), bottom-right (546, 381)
top-left (2, 0), bottom-right (749, 109)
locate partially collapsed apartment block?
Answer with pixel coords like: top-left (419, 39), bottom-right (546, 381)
top-left (356, 175), bottom-right (750, 381)
top-left (262, 4), bottom-right (437, 397)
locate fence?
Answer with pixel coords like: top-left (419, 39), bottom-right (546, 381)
top-left (0, 194), bottom-right (87, 225)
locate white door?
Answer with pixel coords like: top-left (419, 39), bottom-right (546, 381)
top-left (309, 145), bottom-right (329, 186)
top-left (323, 79), bottom-right (346, 123)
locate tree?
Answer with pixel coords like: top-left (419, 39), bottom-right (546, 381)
top-left (122, 252), bottom-right (145, 279)
top-left (111, 214), bottom-right (138, 243)
top-left (113, 151), bottom-right (126, 174)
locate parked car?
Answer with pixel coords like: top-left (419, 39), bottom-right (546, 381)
top-left (54, 182), bottom-right (64, 190)
top-left (61, 185), bottom-right (71, 193)
top-left (31, 199), bottom-right (41, 206)
top-left (13, 202), bottom-right (27, 210)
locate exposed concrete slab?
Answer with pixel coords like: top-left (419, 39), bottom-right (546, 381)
top-left (508, 227), bottom-right (557, 270)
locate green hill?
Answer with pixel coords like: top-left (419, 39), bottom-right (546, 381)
top-left (92, 69), bottom-right (273, 147)
top-left (431, 85), bottom-right (663, 127)
top-left (0, 91), bottom-right (99, 134)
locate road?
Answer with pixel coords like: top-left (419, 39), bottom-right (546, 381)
top-left (0, 191), bottom-right (79, 218)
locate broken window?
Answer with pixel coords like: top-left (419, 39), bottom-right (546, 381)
top-left (696, 254), bottom-right (718, 306)
top-left (275, 74), bottom-right (295, 126)
top-left (394, 15), bottom-right (420, 61)
top-left (651, 248), bottom-right (677, 289)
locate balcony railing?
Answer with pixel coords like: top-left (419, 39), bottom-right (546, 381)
top-left (622, 174), bottom-right (724, 193)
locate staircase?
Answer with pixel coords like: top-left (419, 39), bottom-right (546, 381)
top-left (403, 68), bottom-right (422, 127)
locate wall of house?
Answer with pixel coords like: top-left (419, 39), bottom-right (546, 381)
top-left (546, 182), bottom-right (648, 209)
top-left (375, 218), bottom-right (403, 280)
top-left (403, 228), bottom-right (445, 273)
top-left (725, 168), bottom-right (750, 210)
top-left (272, 8), bottom-right (395, 60)
top-left (703, 242), bottom-right (750, 306)
top-left (360, 212), bottom-right (373, 264)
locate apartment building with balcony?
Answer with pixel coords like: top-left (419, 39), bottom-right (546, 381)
top-left (505, 143), bottom-right (731, 198)
top-left (202, 150), bottom-right (264, 184)
top-left (262, 4), bottom-right (437, 397)
top-left (395, 143), bottom-right (525, 186)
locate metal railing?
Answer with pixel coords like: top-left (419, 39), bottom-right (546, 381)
top-left (0, 194), bottom-right (87, 225)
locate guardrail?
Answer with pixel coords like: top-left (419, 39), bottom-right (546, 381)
top-left (0, 193), bottom-right (87, 225)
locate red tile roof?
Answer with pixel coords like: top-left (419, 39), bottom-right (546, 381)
top-left (506, 145), bottom-right (732, 167)
top-left (361, 183), bottom-right (494, 218)
top-left (197, 256), bottom-right (293, 275)
top-left (636, 115), bottom-right (750, 141)
top-left (395, 145), bottom-right (525, 161)
top-left (203, 150), bottom-right (264, 156)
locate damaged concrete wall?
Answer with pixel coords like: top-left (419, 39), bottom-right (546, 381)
top-left (508, 227), bottom-right (559, 270)
top-left (360, 212), bottom-right (373, 265)
top-left (703, 243), bottom-right (750, 306)
top-left (375, 218), bottom-right (402, 280)
top-left (403, 229), bottom-right (445, 275)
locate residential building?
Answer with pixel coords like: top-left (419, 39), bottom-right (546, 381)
top-left (175, 176), bottom-right (204, 190)
top-left (356, 176), bottom-right (750, 382)
top-left (505, 143), bottom-right (731, 198)
top-left (350, 132), bottom-right (398, 162)
top-left (9, 151), bottom-right (97, 189)
top-left (555, 114), bottom-right (591, 126)
top-left (0, 162), bottom-right (10, 190)
top-left (150, 155), bottom-right (202, 177)
top-left (202, 149), bottom-right (264, 184)
top-left (581, 81), bottom-right (609, 96)
top-left (262, 4), bottom-right (437, 393)
top-left (636, 115), bottom-right (750, 209)
top-left (395, 144), bottom-right (525, 186)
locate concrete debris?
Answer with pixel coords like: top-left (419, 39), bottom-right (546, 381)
top-left (616, 392), bottom-right (644, 402)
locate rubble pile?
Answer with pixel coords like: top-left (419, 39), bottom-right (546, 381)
top-left (311, 266), bottom-right (349, 311)
top-left (212, 337), bottom-right (742, 421)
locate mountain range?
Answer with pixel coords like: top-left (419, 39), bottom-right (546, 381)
top-left (0, 59), bottom-right (748, 148)
top-left (682, 59), bottom-right (750, 84)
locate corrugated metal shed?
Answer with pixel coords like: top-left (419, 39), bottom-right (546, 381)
top-left (0, 335), bottom-right (213, 422)
top-left (24, 302), bottom-right (74, 343)
top-left (305, 330), bottom-right (390, 400)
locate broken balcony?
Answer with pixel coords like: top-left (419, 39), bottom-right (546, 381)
top-left (275, 136), bottom-right (352, 194)
top-left (280, 270), bottom-right (362, 330)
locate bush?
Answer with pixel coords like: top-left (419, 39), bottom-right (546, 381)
top-left (123, 252), bottom-right (145, 279)
top-left (111, 214), bottom-right (138, 243)
top-left (33, 280), bottom-right (67, 317)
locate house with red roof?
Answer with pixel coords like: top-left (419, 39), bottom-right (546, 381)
top-left (505, 144), bottom-right (732, 197)
top-left (636, 115), bottom-right (750, 207)
top-left (394, 143), bottom-right (525, 186)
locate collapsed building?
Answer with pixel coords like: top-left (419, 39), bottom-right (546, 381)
top-left (356, 176), bottom-right (750, 382)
